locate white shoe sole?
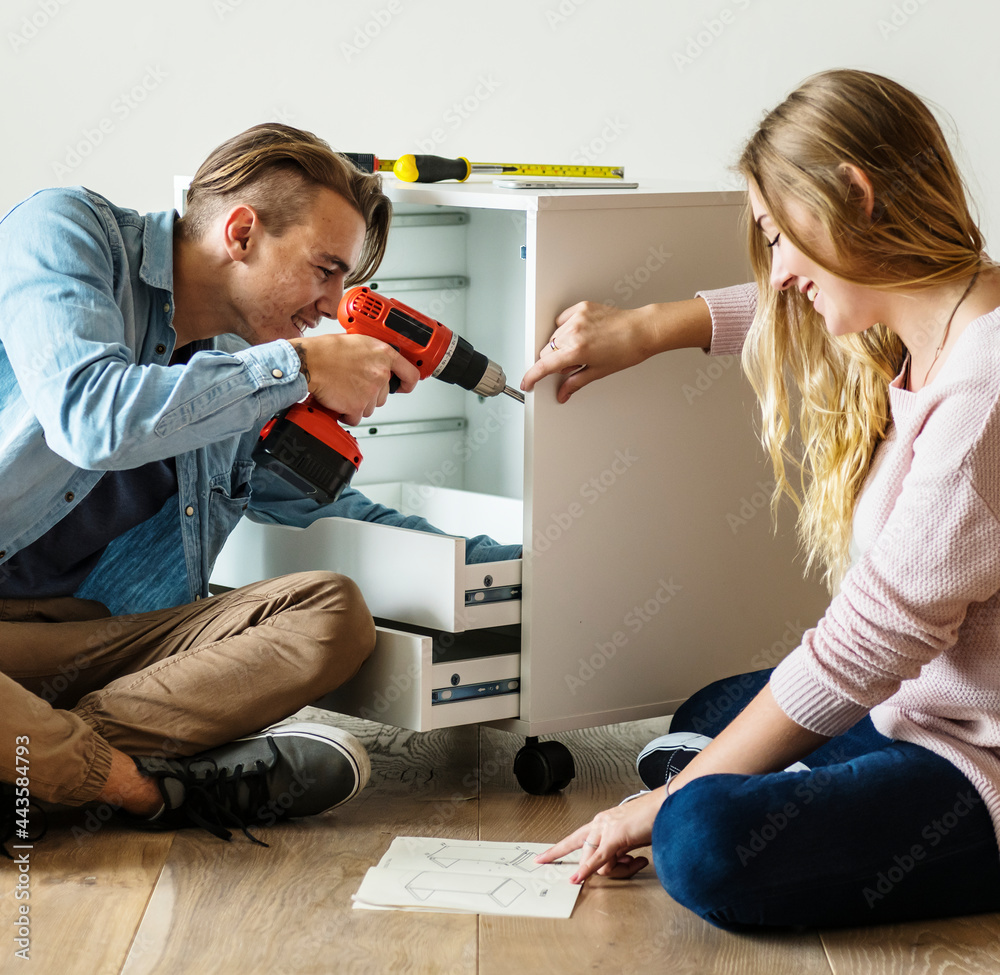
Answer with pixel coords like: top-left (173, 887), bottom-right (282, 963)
top-left (245, 721), bottom-right (372, 807)
top-left (636, 732), bottom-right (714, 772)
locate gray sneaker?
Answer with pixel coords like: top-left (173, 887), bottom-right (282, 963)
top-left (132, 721), bottom-right (370, 844)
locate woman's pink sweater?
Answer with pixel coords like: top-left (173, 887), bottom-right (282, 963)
top-left (701, 283), bottom-right (1000, 847)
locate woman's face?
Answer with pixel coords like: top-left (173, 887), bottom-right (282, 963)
top-left (748, 183), bottom-right (883, 337)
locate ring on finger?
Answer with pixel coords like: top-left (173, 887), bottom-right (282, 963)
top-left (549, 337), bottom-right (559, 351)
top-left (582, 840), bottom-right (596, 848)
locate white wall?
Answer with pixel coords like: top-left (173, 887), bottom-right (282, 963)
top-left (3, 0), bottom-right (998, 248)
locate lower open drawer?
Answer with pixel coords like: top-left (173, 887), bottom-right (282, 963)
top-left (317, 623), bottom-right (521, 731)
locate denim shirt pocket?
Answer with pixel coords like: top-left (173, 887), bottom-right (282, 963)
top-left (207, 460), bottom-right (254, 567)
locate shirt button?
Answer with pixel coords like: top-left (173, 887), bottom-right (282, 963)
top-left (163, 303), bottom-right (171, 313)
top-left (0, 550), bottom-right (6, 559)
top-left (271, 368), bottom-right (284, 379)
top-left (156, 344), bottom-right (166, 355)
top-left (185, 505), bottom-right (195, 516)
top-left (65, 492), bottom-right (74, 503)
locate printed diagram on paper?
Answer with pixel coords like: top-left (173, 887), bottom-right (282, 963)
top-left (426, 842), bottom-right (538, 871)
top-left (352, 837), bottom-right (582, 918)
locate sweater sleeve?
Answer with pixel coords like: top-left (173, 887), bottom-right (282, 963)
top-left (770, 363), bottom-right (1000, 737)
top-left (697, 283), bottom-right (758, 356)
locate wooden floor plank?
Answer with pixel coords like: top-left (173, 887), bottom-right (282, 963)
top-left (120, 711), bottom-right (483, 975)
top-left (7, 708), bottom-right (1000, 974)
top-left (821, 913), bottom-right (1000, 975)
top-left (477, 721), bottom-right (834, 975)
top-left (0, 813), bottom-right (172, 975)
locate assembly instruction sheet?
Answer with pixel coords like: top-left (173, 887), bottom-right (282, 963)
top-left (353, 837), bottom-right (582, 918)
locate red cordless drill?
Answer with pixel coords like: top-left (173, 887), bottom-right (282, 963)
top-left (252, 286), bottom-right (524, 503)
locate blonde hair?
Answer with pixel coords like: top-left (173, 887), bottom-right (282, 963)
top-left (738, 69), bottom-right (986, 590)
top-left (181, 122), bottom-right (391, 285)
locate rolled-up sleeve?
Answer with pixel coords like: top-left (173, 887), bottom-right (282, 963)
top-left (0, 191), bottom-right (306, 470)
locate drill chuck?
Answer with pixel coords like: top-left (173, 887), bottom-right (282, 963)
top-left (441, 348), bottom-right (515, 399)
top-left (471, 359), bottom-right (508, 398)
top-left (431, 332), bottom-right (508, 397)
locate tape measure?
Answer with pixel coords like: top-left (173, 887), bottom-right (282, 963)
top-left (469, 162), bottom-right (625, 179)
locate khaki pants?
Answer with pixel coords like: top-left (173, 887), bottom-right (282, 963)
top-left (0, 571), bottom-right (375, 805)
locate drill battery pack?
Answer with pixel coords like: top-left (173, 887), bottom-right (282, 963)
top-left (252, 401), bottom-right (363, 504)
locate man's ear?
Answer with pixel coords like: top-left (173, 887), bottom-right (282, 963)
top-left (222, 205), bottom-right (258, 261)
top-left (838, 163), bottom-right (876, 219)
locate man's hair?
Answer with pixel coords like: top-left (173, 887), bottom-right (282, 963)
top-left (180, 122), bottom-right (391, 285)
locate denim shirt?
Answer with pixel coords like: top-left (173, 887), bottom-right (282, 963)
top-left (0, 187), bottom-right (519, 615)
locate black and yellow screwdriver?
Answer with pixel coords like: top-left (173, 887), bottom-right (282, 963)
top-left (343, 152), bottom-right (624, 183)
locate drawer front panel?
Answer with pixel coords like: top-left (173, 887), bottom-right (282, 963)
top-left (317, 627), bottom-right (521, 731)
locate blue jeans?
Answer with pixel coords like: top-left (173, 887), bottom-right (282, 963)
top-left (652, 669), bottom-right (1000, 930)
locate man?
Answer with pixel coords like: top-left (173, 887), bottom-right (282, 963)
top-left (0, 123), bottom-right (518, 844)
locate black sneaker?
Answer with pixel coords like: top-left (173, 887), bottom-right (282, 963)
top-left (636, 730), bottom-right (810, 791)
top-left (636, 732), bottom-right (715, 790)
top-left (132, 721), bottom-right (370, 844)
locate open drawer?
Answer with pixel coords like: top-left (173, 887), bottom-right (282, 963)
top-left (210, 483), bottom-right (523, 633)
top-left (317, 623), bottom-right (521, 732)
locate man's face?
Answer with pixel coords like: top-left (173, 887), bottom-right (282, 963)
top-left (230, 187), bottom-right (367, 345)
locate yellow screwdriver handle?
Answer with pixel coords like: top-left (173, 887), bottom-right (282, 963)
top-left (393, 154), bottom-right (471, 183)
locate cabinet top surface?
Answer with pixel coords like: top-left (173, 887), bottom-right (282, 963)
top-left (383, 178), bottom-right (744, 212)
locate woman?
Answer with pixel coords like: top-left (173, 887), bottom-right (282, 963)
top-left (526, 69), bottom-right (1000, 929)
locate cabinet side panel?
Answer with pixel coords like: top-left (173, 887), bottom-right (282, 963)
top-left (520, 203), bottom-right (830, 726)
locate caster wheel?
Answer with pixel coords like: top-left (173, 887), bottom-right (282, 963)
top-left (513, 738), bottom-right (575, 795)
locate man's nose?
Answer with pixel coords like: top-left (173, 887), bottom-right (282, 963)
top-left (316, 284), bottom-right (345, 320)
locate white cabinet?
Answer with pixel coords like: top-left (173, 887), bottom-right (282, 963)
top-left (212, 179), bottom-right (830, 747)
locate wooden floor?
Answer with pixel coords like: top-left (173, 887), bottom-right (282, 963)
top-left (3, 710), bottom-right (1000, 975)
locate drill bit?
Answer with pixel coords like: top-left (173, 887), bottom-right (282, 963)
top-left (503, 386), bottom-right (525, 403)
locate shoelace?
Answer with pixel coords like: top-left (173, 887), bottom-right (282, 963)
top-left (177, 741), bottom-right (283, 846)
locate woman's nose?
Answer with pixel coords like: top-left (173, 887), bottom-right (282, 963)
top-left (769, 248), bottom-right (795, 292)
